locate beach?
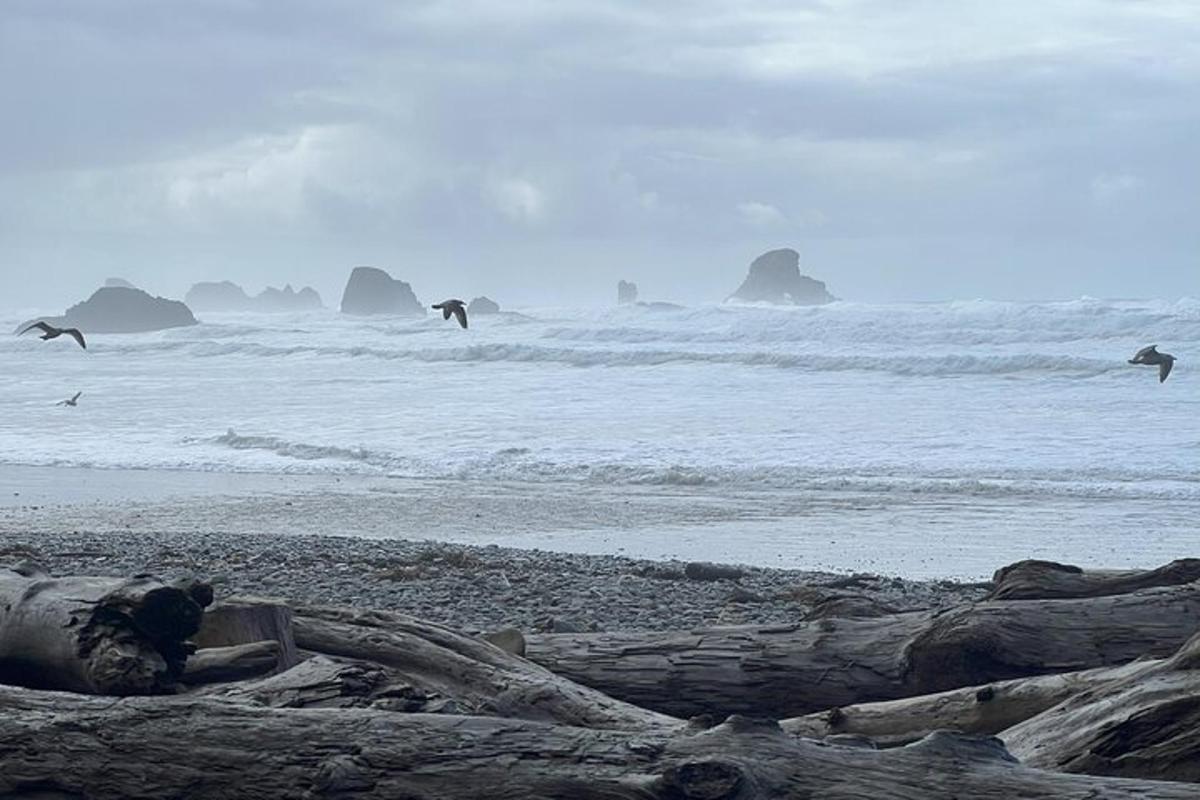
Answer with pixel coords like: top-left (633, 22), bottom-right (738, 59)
top-left (0, 465), bottom-right (988, 635)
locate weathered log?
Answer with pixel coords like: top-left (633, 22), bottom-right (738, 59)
top-left (180, 641), bottom-right (282, 685)
top-left (1003, 632), bottom-right (1200, 782)
top-left (0, 686), bottom-right (1195, 799)
top-left (292, 604), bottom-right (681, 730)
top-left (989, 559), bottom-right (1200, 600)
top-left (526, 583), bottom-right (1200, 718)
top-left (0, 564), bottom-right (209, 695)
top-left (781, 659), bottom-right (1157, 746)
top-left (192, 596), bottom-right (299, 674)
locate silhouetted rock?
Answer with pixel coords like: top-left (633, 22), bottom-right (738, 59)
top-left (618, 280), bottom-right (638, 305)
top-left (186, 281), bottom-right (251, 311)
top-left (186, 281), bottom-right (324, 312)
top-left (340, 267), bottom-right (425, 316)
top-left (104, 277), bottom-right (137, 290)
top-left (26, 287), bottom-right (197, 334)
top-left (254, 284), bottom-right (323, 312)
top-left (467, 296), bottom-right (500, 315)
top-left (728, 248), bottom-right (835, 305)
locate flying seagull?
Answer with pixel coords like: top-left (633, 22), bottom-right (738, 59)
top-left (432, 299), bottom-right (468, 329)
top-left (1128, 344), bottom-right (1176, 383)
top-left (57, 391), bottom-right (82, 407)
top-left (19, 321), bottom-right (87, 350)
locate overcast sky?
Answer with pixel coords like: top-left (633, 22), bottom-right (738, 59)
top-left (2, 0), bottom-right (1198, 311)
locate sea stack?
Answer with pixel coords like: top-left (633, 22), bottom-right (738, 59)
top-left (467, 296), bottom-right (501, 315)
top-left (618, 280), bottom-right (639, 305)
top-left (339, 267), bottom-right (425, 316)
top-left (17, 286), bottom-right (197, 334)
top-left (728, 248), bottom-right (835, 305)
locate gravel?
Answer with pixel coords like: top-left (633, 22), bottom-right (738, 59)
top-left (0, 529), bottom-right (989, 635)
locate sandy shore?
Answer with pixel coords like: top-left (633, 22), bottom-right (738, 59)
top-left (0, 465), bottom-right (988, 632)
top-left (2, 464), bottom-right (1187, 582)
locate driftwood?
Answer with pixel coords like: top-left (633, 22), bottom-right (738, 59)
top-left (0, 564), bottom-right (209, 694)
top-left (180, 641), bottom-right (282, 685)
top-left (780, 659), bottom-right (1157, 746)
top-left (989, 559), bottom-right (1200, 600)
top-left (1, 685), bottom-right (1197, 799)
top-left (1003, 632), bottom-right (1200, 782)
top-left (193, 596), bottom-right (299, 674)
top-left (291, 605), bottom-right (680, 730)
top-left (526, 582), bottom-right (1200, 718)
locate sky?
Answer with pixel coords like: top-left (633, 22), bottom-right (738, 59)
top-left (2, 0), bottom-right (1198, 312)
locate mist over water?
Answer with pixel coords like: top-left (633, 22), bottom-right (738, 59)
top-left (2, 297), bottom-right (1197, 575)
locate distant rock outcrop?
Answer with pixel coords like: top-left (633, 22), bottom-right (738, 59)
top-left (254, 284), bottom-right (323, 312)
top-left (618, 280), bottom-right (638, 305)
top-left (340, 267), bottom-right (424, 316)
top-left (22, 287), bottom-right (197, 334)
top-left (467, 296), bottom-right (500, 315)
top-left (104, 277), bottom-right (137, 290)
top-left (186, 281), bottom-right (323, 313)
top-left (186, 281), bottom-right (251, 311)
top-left (728, 249), bottom-right (835, 305)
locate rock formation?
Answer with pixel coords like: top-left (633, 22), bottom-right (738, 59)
top-left (617, 280), bottom-right (638, 305)
top-left (728, 248), bottom-right (835, 305)
top-left (339, 267), bottom-right (425, 316)
top-left (186, 281), bottom-right (252, 311)
top-left (253, 284), bottom-right (323, 312)
top-left (21, 287), bottom-right (197, 334)
top-left (467, 296), bottom-right (500, 315)
top-left (186, 282), bottom-right (324, 313)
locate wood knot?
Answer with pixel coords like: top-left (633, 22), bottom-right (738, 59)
top-left (661, 760), bottom-right (744, 800)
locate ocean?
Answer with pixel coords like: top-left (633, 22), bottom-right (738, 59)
top-left (3, 298), bottom-right (1197, 578)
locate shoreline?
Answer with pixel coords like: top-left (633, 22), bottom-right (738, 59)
top-left (1, 463), bottom-right (1190, 582)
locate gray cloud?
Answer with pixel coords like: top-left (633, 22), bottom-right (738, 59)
top-left (2, 0), bottom-right (1198, 309)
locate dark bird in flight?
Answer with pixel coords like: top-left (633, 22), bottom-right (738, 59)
top-left (57, 391), bottom-right (82, 407)
top-left (1128, 344), bottom-right (1176, 383)
top-left (432, 299), bottom-right (468, 329)
top-left (20, 321), bottom-right (87, 350)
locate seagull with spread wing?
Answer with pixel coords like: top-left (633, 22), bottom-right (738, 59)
top-left (57, 391), bottom-right (82, 407)
top-left (432, 299), bottom-right (468, 330)
top-left (19, 321), bottom-right (87, 350)
top-left (1128, 344), bottom-right (1176, 383)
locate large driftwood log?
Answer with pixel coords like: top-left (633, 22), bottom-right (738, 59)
top-left (525, 583), bottom-right (1200, 718)
top-left (1003, 632), bottom-right (1200, 783)
top-left (780, 659), bottom-right (1157, 746)
top-left (0, 564), bottom-right (209, 695)
top-left (989, 559), bottom-right (1200, 600)
top-left (0, 686), bottom-right (1195, 800)
top-left (291, 605), bottom-right (681, 730)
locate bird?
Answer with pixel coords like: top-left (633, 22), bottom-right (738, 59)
top-left (432, 299), bottom-right (468, 329)
top-left (1128, 344), bottom-right (1176, 383)
top-left (57, 391), bottom-right (82, 407)
top-left (19, 321), bottom-right (87, 350)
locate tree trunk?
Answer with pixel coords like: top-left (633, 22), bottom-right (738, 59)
top-left (525, 583), bottom-right (1200, 718)
top-left (290, 605), bottom-right (681, 730)
top-left (780, 659), bottom-right (1157, 746)
top-left (1, 686), bottom-right (1196, 800)
top-left (989, 559), bottom-right (1200, 600)
top-left (0, 564), bottom-right (209, 695)
top-left (1003, 632), bottom-right (1200, 783)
